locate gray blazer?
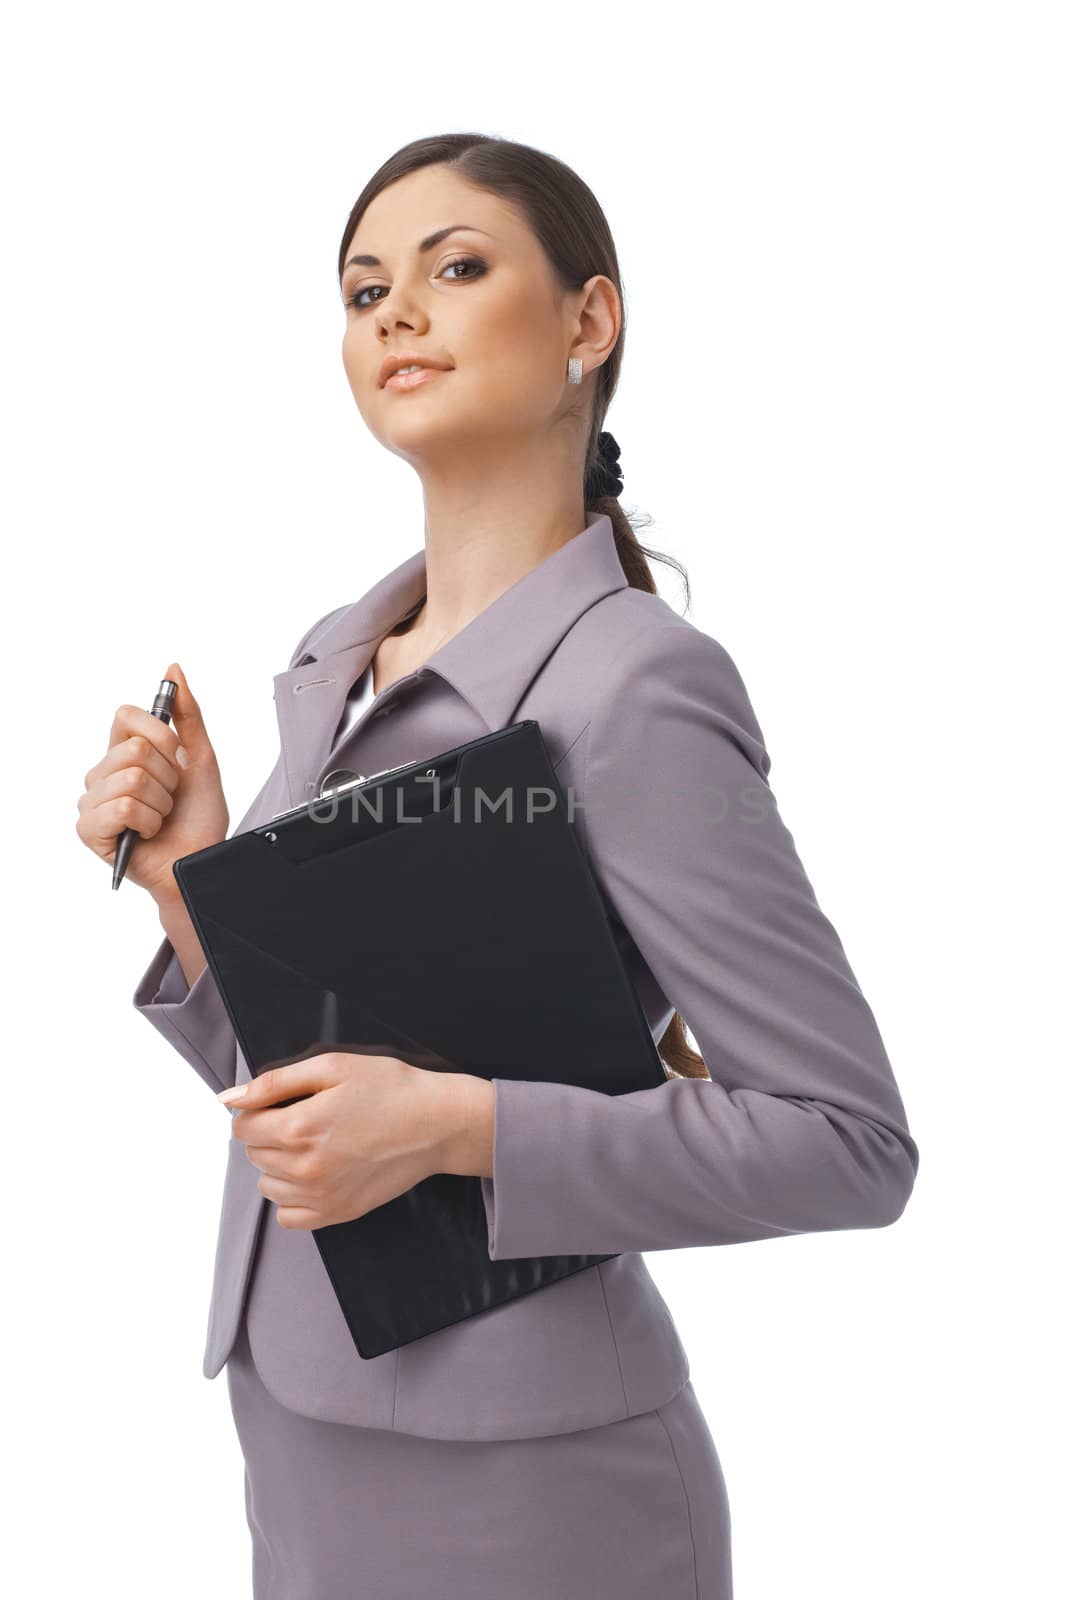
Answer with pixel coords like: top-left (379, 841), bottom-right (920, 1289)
top-left (133, 512), bottom-right (919, 1440)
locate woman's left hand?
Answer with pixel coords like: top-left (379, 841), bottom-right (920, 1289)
top-left (217, 1052), bottom-right (494, 1230)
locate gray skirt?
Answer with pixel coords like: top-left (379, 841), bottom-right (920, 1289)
top-left (226, 1317), bottom-right (733, 1599)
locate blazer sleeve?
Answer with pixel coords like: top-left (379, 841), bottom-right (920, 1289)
top-left (479, 621), bottom-right (919, 1260)
top-left (132, 937), bottom-right (238, 1097)
top-left (129, 763), bottom-right (281, 1096)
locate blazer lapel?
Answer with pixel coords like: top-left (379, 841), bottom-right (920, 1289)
top-left (270, 513), bottom-right (630, 811)
top-left (271, 550), bottom-right (429, 810)
top-left (271, 641), bottom-right (386, 811)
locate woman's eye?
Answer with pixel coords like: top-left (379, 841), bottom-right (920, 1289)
top-left (439, 254), bottom-right (487, 283)
top-left (344, 255), bottom-right (487, 311)
top-left (345, 284), bottom-right (386, 310)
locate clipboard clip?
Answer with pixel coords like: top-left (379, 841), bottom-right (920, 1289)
top-left (268, 760), bottom-right (437, 824)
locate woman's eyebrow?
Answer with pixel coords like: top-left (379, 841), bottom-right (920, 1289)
top-left (342, 225), bottom-right (494, 275)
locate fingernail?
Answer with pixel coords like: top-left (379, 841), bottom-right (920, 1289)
top-left (217, 1084), bottom-right (247, 1104)
top-left (176, 746), bottom-right (190, 768)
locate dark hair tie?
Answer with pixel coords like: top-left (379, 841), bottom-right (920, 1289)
top-left (586, 429), bottom-right (624, 500)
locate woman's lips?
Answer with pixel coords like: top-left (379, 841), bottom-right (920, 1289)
top-left (383, 367), bottom-right (450, 392)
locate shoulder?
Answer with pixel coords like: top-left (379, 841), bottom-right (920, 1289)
top-left (581, 587), bottom-right (771, 781)
top-left (571, 594), bottom-right (776, 882)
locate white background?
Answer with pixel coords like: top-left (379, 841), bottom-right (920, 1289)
top-left (4, 3), bottom-right (1062, 1595)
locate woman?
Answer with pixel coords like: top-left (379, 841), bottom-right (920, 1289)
top-left (77, 134), bottom-right (919, 1599)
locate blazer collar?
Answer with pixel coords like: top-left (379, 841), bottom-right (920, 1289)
top-left (284, 511), bottom-right (630, 730)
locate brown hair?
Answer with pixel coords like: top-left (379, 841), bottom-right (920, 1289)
top-left (338, 133), bottom-right (709, 1081)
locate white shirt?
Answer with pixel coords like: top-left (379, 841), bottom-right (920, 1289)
top-left (334, 665), bottom-right (379, 745)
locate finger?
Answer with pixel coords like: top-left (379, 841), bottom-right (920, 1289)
top-left (87, 732), bottom-right (181, 798)
top-left (88, 793), bottom-right (168, 845)
top-left (274, 1206), bottom-right (319, 1231)
top-left (242, 1142), bottom-right (302, 1175)
top-left (107, 702), bottom-right (183, 767)
top-left (217, 1055), bottom-right (341, 1111)
top-left (163, 661), bottom-right (211, 763)
top-left (78, 762), bottom-right (176, 823)
top-left (230, 1102), bottom-right (309, 1147)
top-left (257, 1173), bottom-right (311, 1204)
top-left (86, 730), bottom-right (180, 800)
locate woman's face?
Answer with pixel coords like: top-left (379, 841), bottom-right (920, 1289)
top-left (339, 165), bottom-right (614, 474)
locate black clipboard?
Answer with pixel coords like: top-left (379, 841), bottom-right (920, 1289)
top-left (172, 719), bottom-right (668, 1359)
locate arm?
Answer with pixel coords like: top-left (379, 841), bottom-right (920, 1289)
top-left (480, 622), bottom-right (919, 1260)
top-left (158, 883), bottom-right (208, 989)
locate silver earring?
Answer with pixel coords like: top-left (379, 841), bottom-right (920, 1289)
top-left (567, 357), bottom-right (583, 385)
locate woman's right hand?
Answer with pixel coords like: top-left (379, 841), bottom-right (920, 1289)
top-left (76, 660), bottom-right (230, 902)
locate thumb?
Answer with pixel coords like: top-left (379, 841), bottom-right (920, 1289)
top-left (163, 660), bottom-right (212, 765)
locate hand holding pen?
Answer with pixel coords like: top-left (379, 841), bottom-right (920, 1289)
top-left (75, 661), bottom-right (230, 901)
top-left (110, 677), bottom-right (177, 888)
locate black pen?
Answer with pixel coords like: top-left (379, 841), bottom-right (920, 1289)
top-left (112, 678), bottom-right (178, 891)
